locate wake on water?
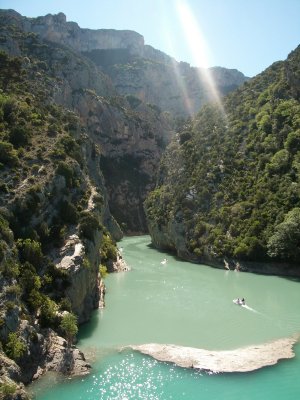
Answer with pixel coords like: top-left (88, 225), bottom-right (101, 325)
top-left (233, 299), bottom-right (261, 315)
top-left (242, 304), bottom-right (260, 314)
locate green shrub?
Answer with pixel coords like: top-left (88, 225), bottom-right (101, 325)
top-left (78, 211), bottom-right (101, 240)
top-left (0, 259), bottom-right (19, 279)
top-left (59, 298), bottom-right (72, 312)
top-left (0, 215), bottom-right (13, 244)
top-left (0, 382), bottom-right (18, 398)
top-left (99, 264), bottom-right (108, 278)
top-left (56, 161), bottom-right (76, 188)
top-left (5, 332), bottom-right (26, 361)
top-left (19, 262), bottom-right (41, 294)
top-left (59, 200), bottom-right (79, 224)
top-left (17, 238), bottom-right (43, 269)
top-left (60, 312), bottom-right (78, 346)
top-left (285, 130), bottom-right (300, 153)
top-left (39, 298), bottom-right (58, 328)
top-left (9, 125), bottom-right (31, 147)
top-left (100, 234), bottom-right (117, 262)
top-left (0, 141), bottom-right (19, 166)
top-left (83, 257), bottom-right (91, 269)
top-left (58, 135), bottom-right (82, 163)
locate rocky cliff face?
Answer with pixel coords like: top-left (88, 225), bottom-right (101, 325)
top-left (2, 9), bottom-right (145, 55)
top-left (2, 9), bottom-right (248, 118)
top-left (0, 9), bottom-right (174, 233)
top-left (100, 58), bottom-right (248, 117)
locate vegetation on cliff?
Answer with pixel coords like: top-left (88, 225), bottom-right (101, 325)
top-left (0, 45), bottom-right (118, 393)
top-left (145, 46), bottom-right (300, 268)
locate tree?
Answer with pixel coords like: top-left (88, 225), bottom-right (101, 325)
top-left (267, 208), bottom-right (300, 260)
top-left (17, 239), bottom-right (43, 269)
top-left (60, 313), bottom-right (78, 347)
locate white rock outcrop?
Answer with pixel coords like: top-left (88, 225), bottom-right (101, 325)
top-left (130, 336), bottom-right (299, 373)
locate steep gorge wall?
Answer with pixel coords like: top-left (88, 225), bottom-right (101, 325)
top-left (2, 9), bottom-right (248, 118)
top-left (0, 9), bottom-right (174, 233)
top-left (144, 46), bottom-right (300, 276)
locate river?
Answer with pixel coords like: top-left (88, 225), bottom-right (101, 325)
top-left (31, 235), bottom-right (300, 399)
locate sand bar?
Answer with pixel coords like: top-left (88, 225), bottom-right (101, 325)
top-left (129, 336), bottom-right (299, 373)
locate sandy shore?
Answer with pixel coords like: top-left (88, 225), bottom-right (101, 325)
top-left (129, 336), bottom-right (299, 373)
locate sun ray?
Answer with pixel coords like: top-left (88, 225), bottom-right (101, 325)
top-left (175, 0), bottom-right (225, 114)
top-left (158, 2), bottom-right (195, 116)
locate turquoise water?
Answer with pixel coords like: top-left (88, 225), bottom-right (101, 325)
top-left (31, 236), bottom-right (300, 399)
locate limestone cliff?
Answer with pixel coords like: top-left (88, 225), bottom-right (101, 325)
top-left (1, 9), bottom-right (144, 55)
top-left (0, 9), bottom-right (174, 233)
top-left (1, 10), bottom-right (248, 118)
top-left (101, 58), bottom-right (248, 117)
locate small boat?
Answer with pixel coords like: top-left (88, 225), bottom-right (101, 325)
top-left (161, 258), bottom-right (167, 265)
top-left (233, 298), bottom-right (245, 306)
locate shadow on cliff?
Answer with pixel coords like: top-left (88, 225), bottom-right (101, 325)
top-left (77, 310), bottom-right (100, 341)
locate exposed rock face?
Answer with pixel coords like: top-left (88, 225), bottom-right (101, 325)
top-left (53, 233), bottom-right (100, 324)
top-left (0, 328), bottom-right (90, 396)
top-left (0, 9), bottom-right (174, 232)
top-left (69, 90), bottom-right (173, 232)
top-left (130, 336), bottom-right (299, 373)
top-left (34, 331), bottom-right (91, 378)
top-left (0, 353), bottom-right (28, 400)
top-left (2, 10), bottom-right (248, 118)
top-left (1, 10), bottom-right (144, 55)
top-left (104, 59), bottom-right (248, 117)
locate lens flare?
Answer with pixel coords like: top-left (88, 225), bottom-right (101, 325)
top-left (175, 0), bottom-right (225, 113)
top-left (158, 2), bottom-right (195, 116)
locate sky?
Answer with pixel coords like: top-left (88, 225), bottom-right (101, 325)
top-left (0, 0), bottom-right (299, 77)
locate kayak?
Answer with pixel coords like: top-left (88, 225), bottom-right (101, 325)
top-left (233, 298), bottom-right (245, 306)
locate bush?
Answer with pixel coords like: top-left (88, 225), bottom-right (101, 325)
top-left (56, 161), bottom-right (76, 188)
top-left (58, 135), bottom-right (82, 163)
top-left (78, 211), bottom-right (101, 240)
top-left (5, 332), bottom-right (26, 361)
top-left (0, 259), bottom-right (20, 279)
top-left (59, 200), bottom-right (79, 224)
top-left (59, 298), bottom-right (72, 312)
top-left (100, 234), bottom-right (117, 262)
top-left (60, 312), bottom-right (78, 346)
top-left (9, 126), bottom-right (31, 147)
top-left (0, 215), bottom-right (13, 244)
top-left (0, 382), bottom-right (18, 398)
top-left (39, 297), bottom-right (58, 328)
top-left (17, 238), bottom-right (43, 269)
top-left (99, 264), bottom-right (107, 278)
top-left (0, 141), bottom-right (19, 166)
top-left (19, 262), bottom-right (41, 294)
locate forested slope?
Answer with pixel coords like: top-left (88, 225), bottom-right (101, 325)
top-left (145, 46), bottom-right (300, 273)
